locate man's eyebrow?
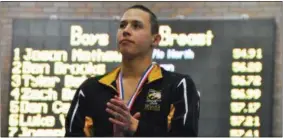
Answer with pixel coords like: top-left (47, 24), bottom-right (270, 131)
top-left (132, 20), bottom-right (143, 25)
top-left (120, 19), bottom-right (143, 24)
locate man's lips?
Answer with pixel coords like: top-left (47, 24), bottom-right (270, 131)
top-left (119, 39), bottom-right (134, 44)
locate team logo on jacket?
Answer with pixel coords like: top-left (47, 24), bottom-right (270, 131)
top-left (144, 89), bottom-right (162, 111)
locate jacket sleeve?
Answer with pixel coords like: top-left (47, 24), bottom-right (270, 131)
top-left (65, 87), bottom-right (88, 137)
top-left (133, 75), bottom-right (200, 137)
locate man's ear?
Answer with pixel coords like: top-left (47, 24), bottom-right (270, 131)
top-left (152, 34), bottom-right (161, 48)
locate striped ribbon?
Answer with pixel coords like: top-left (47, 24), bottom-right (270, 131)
top-left (113, 63), bottom-right (155, 136)
top-left (118, 63), bottom-right (154, 109)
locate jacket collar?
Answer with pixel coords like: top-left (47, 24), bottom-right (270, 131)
top-left (98, 64), bottom-right (163, 91)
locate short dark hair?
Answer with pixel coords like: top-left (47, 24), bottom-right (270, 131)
top-left (126, 5), bottom-right (159, 35)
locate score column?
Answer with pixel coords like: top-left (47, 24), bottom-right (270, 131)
top-left (230, 48), bottom-right (263, 137)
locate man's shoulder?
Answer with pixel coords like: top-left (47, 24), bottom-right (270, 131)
top-left (79, 74), bottom-right (107, 88)
top-left (161, 68), bottom-right (193, 82)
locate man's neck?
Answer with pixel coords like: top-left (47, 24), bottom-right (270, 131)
top-left (121, 55), bottom-right (152, 79)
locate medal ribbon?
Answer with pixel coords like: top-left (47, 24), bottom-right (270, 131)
top-left (113, 63), bottom-right (154, 136)
top-left (117, 63), bottom-right (155, 110)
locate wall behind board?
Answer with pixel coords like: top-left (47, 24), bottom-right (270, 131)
top-left (0, 1), bottom-right (282, 136)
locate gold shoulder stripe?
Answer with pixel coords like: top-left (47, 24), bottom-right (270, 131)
top-left (167, 104), bottom-right (175, 130)
top-left (84, 116), bottom-right (94, 137)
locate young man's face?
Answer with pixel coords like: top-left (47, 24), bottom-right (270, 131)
top-left (117, 8), bottom-right (157, 59)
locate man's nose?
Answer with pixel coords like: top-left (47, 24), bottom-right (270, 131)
top-left (122, 25), bottom-right (131, 37)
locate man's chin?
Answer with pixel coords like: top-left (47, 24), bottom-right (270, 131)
top-left (121, 53), bottom-right (135, 60)
top-left (120, 51), bottom-right (138, 60)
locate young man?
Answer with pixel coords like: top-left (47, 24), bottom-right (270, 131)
top-left (65, 5), bottom-right (200, 137)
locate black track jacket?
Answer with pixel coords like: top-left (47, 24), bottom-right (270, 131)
top-left (65, 64), bottom-right (200, 137)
